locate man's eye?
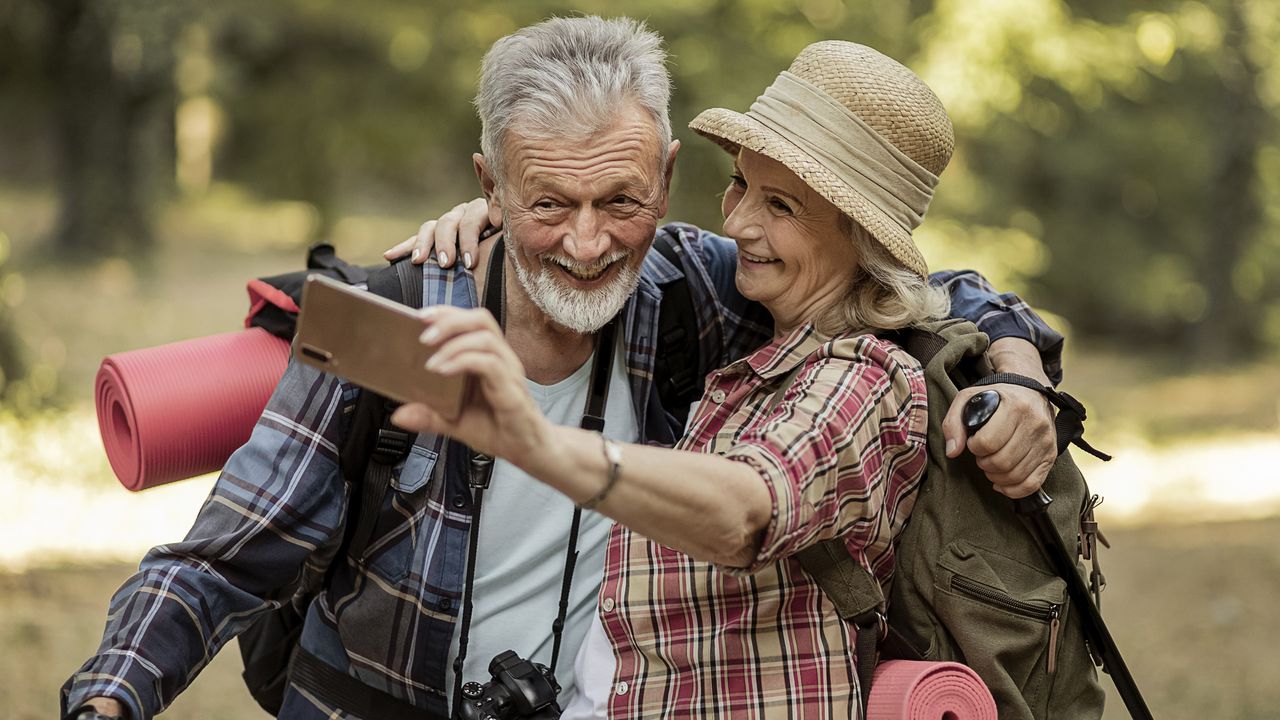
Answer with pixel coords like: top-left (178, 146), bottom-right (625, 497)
top-left (729, 173), bottom-right (746, 188)
top-left (768, 197), bottom-right (793, 213)
top-left (534, 199), bottom-right (559, 210)
top-left (610, 195), bottom-right (636, 206)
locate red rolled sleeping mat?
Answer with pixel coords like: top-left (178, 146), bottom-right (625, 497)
top-left (95, 328), bottom-right (292, 491)
top-left (866, 660), bottom-right (997, 720)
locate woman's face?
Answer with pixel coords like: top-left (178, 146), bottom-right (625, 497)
top-left (721, 149), bottom-right (860, 333)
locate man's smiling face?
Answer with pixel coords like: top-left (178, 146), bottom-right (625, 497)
top-left (486, 104), bottom-right (677, 333)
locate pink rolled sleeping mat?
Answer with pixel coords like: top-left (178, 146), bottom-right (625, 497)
top-left (95, 328), bottom-right (292, 491)
top-left (865, 660), bottom-right (996, 720)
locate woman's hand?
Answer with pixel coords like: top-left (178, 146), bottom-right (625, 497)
top-left (390, 306), bottom-right (550, 467)
top-left (383, 198), bottom-right (496, 269)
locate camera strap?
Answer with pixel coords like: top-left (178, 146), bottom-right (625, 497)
top-left (452, 237), bottom-right (617, 711)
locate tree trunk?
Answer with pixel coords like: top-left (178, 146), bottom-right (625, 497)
top-left (1191, 0), bottom-right (1268, 363)
top-left (0, 308), bottom-right (23, 399)
top-left (45, 0), bottom-right (174, 256)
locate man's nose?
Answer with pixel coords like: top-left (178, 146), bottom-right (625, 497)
top-left (563, 209), bottom-right (610, 262)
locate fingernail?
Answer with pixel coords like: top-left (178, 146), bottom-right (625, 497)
top-left (438, 251), bottom-right (448, 266)
top-left (464, 252), bottom-right (473, 269)
top-left (420, 327), bottom-right (439, 343)
top-left (411, 249), bottom-right (420, 262)
top-left (425, 358), bottom-right (439, 371)
top-left (945, 439), bottom-right (956, 455)
top-left (420, 306), bottom-right (437, 318)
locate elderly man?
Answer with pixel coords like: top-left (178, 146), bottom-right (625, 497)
top-left (64, 16), bottom-right (1062, 720)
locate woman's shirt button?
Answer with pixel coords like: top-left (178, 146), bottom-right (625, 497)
top-left (601, 597), bottom-right (616, 612)
top-left (710, 389), bottom-right (727, 404)
top-left (615, 681), bottom-right (630, 695)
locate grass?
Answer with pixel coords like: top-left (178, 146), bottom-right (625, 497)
top-left (5, 519), bottom-right (1278, 719)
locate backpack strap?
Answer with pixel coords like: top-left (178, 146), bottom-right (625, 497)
top-left (651, 229), bottom-right (704, 430)
top-left (308, 242), bottom-right (370, 285)
top-left (763, 363), bottom-right (888, 715)
top-left (970, 372), bottom-right (1112, 461)
top-left (334, 258), bottom-right (422, 563)
top-left (292, 259), bottom-right (433, 718)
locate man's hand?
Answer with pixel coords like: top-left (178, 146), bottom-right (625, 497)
top-left (941, 337), bottom-right (1057, 498)
top-left (383, 198), bottom-right (493, 269)
top-left (76, 697), bottom-right (126, 719)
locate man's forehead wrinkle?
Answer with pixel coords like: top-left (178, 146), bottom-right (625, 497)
top-left (512, 139), bottom-right (662, 198)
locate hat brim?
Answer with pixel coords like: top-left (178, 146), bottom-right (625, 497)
top-left (689, 107), bottom-right (929, 279)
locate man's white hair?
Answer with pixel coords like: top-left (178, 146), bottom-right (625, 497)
top-left (475, 15), bottom-right (673, 184)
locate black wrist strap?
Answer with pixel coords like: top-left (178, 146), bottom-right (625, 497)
top-left (451, 238), bottom-right (617, 709)
top-left (971, 372), bottom-right (1112, 461)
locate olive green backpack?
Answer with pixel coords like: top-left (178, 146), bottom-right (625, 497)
top-left (786, 319), bottom-right (1136, 719)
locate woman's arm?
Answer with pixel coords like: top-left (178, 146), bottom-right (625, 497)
top-left (524, 425), bottom-right (773, 568)
top-left (390, 306), bottom-right (773, 567)
top-left (391, 309), bottom-right (922, 572)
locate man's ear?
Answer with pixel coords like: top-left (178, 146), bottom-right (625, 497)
top-left (655, 139), bottom-right (681, 216)
top-left (473, 153), bottom-right (504, 227)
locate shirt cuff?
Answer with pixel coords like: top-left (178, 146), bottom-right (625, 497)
top-left (62, 660), bottom-right (154, 720)
top-left (717, 444), bottom-right (803, 576)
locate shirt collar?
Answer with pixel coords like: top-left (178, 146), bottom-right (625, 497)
top-left (731, 321), bottom-right (875, 380)
top-left (718, 322), bottom-right (825, 380)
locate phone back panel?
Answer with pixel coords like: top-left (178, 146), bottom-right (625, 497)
top-left (294, 274), bottom-right (466, 417)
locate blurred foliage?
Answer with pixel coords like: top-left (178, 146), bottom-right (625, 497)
top-left (1, 0), bottom-right (1279, 403)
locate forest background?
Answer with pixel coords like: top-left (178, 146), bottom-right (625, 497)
top-left (1, 0), bottom-right (1278, 718)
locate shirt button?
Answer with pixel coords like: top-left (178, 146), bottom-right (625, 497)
top-left (451, 495), bottom-right (467, 509)
top-left (615, 681), bottom-right (629, 695)
top-left (439, 598), bottom-right (453, 611)
top-left (710, 389), bottom-right (727, 404)
top-left (601, 597), bottom-right (615, 612)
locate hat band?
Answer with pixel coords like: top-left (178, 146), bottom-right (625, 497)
top-left (748, 71), bottom-right (939, 235)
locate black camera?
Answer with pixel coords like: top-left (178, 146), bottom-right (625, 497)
top-left (456, 650), bottom-right (562, 720)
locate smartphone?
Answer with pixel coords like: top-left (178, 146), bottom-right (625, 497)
top-left (294, 274), bottom-right (467, 417)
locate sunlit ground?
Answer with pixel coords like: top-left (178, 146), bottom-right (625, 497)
top-left (2, 406), bottom-right (1277, 571)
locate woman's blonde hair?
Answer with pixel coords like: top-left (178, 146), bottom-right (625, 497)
top-left (817, 216), bottom-right (950, 336)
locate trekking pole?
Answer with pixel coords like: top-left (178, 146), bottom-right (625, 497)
top-left (963, 390), bottom-right (1153, 720)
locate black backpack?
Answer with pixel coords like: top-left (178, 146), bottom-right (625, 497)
top-left (235, 231), bottom-right (710, 715)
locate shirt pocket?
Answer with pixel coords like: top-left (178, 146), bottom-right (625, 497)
top-left (362, 444), bottom-right (439, 584)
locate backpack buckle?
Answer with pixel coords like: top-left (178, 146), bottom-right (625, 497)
top-left (371, 428), bottom-right (412, 464)
top-left (852, 609), bottom-right (888, 641)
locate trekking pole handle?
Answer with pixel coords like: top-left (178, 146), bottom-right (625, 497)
top-left (961, 390), bottom-right (1053, 514)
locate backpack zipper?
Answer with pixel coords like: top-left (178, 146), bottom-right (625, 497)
top-left (950, 575), bottom-right (1063, 673)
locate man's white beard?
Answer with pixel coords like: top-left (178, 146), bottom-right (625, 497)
top-left (505, 225), bottom-right (643, 334)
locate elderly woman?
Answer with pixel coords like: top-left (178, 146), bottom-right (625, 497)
top-left (394, 41), bottom-right (956, 718)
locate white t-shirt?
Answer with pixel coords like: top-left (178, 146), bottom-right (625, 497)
top-left (445, 336), bottom-right (634, 714)
top-left (559, 610), bottom-right (615, 719)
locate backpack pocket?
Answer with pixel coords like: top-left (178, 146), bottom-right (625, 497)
top-left (933, 540), bottom-right (1066, 718)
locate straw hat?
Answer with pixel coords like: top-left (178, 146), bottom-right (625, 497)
top-left (689, 41), bottom-right (953, 278)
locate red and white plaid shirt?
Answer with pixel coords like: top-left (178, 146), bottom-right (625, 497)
top-left (599, 323), bottom-right (929, 719)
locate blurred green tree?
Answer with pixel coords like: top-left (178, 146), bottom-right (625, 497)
top-left (42, 0), bottom-right (194, 254)
top-left (0, 0), bottom-right (1277, 363)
